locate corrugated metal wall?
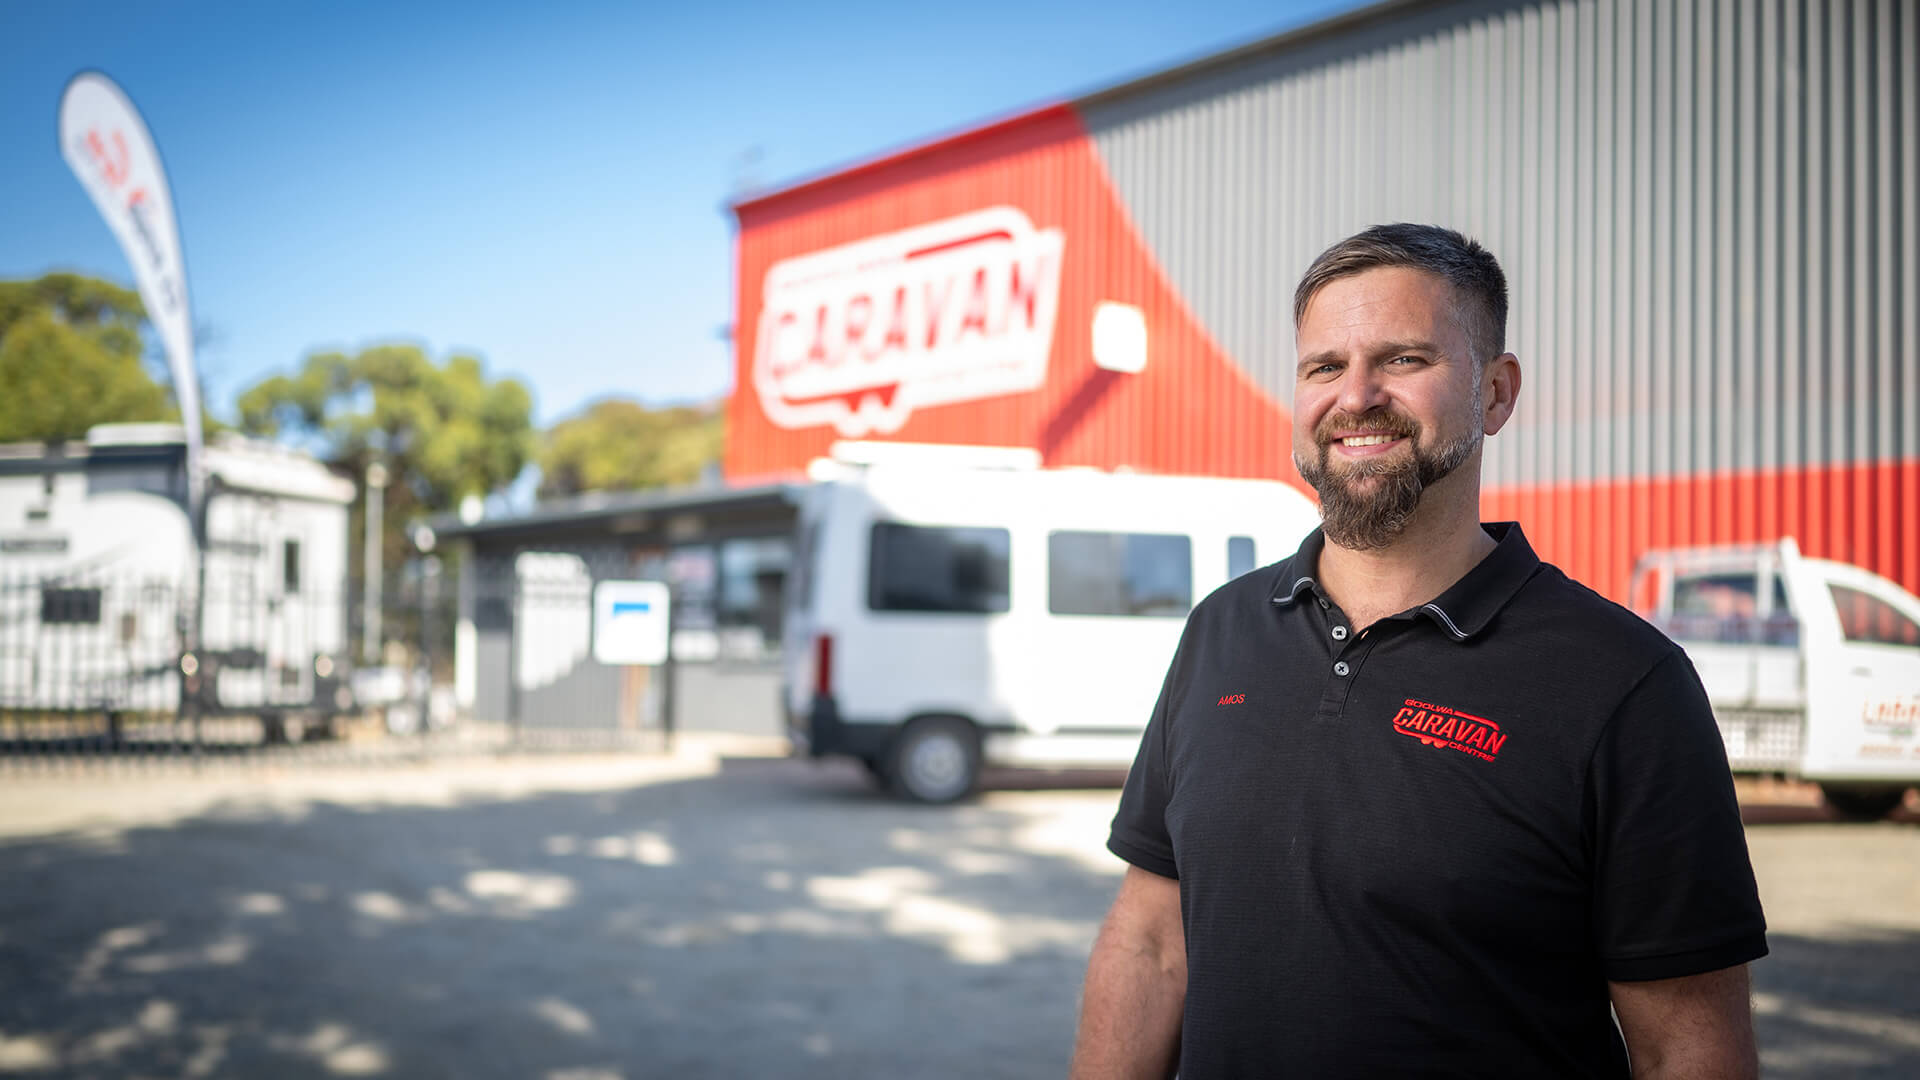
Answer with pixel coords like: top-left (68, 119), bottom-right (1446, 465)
top-left (1081, 0), bottom-right (1918, 599)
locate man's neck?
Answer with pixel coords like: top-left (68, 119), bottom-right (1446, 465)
top-left (1316, 475), bottom-right (1497, 631)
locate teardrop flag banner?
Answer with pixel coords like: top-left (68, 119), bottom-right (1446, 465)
top-left (58, 71), bottom-right (203, 514)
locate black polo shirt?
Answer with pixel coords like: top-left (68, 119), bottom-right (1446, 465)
top-left (1109, 523), bottom-right (1767, 1078)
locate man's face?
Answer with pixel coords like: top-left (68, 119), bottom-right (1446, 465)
top-left (1291, 266), bottom-right (1487, 550)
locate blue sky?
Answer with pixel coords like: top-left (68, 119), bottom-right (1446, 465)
top-left (4, 0), bottom-right (1354, 428)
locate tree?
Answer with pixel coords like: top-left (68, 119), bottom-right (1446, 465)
top-left (236, 344), bottom-right (535, 576)
top-left (538, 396), bottom-right (725, 499)
top-left (0, 272), bottom-right (172, 442)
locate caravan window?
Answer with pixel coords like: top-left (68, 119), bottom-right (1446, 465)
top-left (41, 586), bottom-right (102, 625)
top-left (1048, 532), bottom-right (1192, 617)
top-left (868, 524), bottom-right (1011, 614)
top-left (283, 540), bottom-right (302, 595)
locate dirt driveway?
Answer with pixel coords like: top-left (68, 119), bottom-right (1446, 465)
top-left (1, 746), bottom-right (1915, 1078)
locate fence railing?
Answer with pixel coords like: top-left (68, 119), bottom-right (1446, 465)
top-left (0, 553), bottom-right (784, 768)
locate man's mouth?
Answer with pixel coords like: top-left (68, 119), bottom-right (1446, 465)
top-left (1336, 433), bottom-right (1401, 448)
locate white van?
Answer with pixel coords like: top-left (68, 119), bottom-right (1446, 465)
top-left (783, 445), bottom-right (1321, 801)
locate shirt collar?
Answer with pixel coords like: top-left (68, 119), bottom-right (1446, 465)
top-left (1268, 528), bottom-right (1329, 607)
top-left (1268, 522), bottom-right (1541, 643)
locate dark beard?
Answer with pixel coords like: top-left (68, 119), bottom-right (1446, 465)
top-left (1294, 413), bottom-right (1480, 551)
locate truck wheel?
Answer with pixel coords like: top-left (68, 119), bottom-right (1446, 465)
top-left (1819, 784), bottom-right (1910, 821)
top-left (886, 716), bottom-right (981, 804)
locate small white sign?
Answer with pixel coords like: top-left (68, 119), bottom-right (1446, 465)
top-left (1091, 301), bottom-right (1148, 374)
top-left (593, 580), bottom-right (671, 666)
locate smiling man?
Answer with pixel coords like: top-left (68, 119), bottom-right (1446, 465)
top-left (1070, 224), bottom-right (1767, 1079)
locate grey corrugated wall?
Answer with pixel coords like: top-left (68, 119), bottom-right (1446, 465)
top-left (1080, 0), bottom-right (1917, 493)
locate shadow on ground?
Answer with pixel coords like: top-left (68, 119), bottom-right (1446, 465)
top-left (1754, 931), bottom-right (1920, 1079)
top-left (0, 757), bottom-right (1121, 1079)
top-left (2, 758), bottom-right (1915, 1079)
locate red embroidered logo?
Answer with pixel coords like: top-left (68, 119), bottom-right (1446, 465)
top-left (1217, 694), bottom-right (1246, 706)
top-left (1392, 699), bottom-right (1508, 762)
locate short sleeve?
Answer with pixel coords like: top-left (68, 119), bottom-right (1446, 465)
top-left (1588, 650), bottom-right (1769, 981)
top-left (1107, 626), bottom-right (1187, 879)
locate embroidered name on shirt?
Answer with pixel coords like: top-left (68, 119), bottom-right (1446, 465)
top-left (1217, 694), bottom-right (1246, 706)
top-left (1392, 698), bottom-right (1508, 762)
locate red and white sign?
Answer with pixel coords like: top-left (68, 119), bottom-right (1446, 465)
top-left (753, 206), bottom-right (1065, 436)
top-left (58, 72), bottom-right (203, 511)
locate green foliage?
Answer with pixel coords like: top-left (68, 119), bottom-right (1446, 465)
top-left (0, 273), bottom-right (172, 442)
top-left (538, 397), bottom-right (725, 499)
top-left (236, 344), bottom-right (535, 573)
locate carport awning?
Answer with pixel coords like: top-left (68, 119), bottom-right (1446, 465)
top-left (425, 482), bottom-right (803, 546)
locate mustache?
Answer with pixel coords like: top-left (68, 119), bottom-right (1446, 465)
top-left (1313, 410), bottom-right (1420, 444)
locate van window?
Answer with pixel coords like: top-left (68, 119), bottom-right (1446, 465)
top-left (1228, 536), bottom-right (1257, 580)
top-left (1829, 584), bottom-right (1920, 647)
top-left (788, 520), bottom-right (820, 613)
top-left (868, 524), bottom-right (1011, 614)
top-left (1049, 532), bottom-right (1192, 617)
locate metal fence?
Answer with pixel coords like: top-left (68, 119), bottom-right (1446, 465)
top-left (0, 551), bottom-right (718, 769)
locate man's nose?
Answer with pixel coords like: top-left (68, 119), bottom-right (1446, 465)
top-left (1335, 362), bottom-right (1389, 415)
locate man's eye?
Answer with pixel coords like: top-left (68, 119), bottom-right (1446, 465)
top-left (1388, 355), bottom-right (1425, 366)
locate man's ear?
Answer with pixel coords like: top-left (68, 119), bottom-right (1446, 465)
top-left (1483, 352), bottom-right (1521, 436)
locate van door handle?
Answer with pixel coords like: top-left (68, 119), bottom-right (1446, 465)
top-left (1851, 667), bottom-right (1874, 677)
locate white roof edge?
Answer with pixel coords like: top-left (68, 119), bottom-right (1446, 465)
top-left (86, 422), bottom-right (189, 447)
top-left (827, 440), bottom-right (1043, 471)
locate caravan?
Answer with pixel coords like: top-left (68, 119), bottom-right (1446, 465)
top-left (0, 424), bottom-right (356, 741)
top-left (784, 445), bottom-right (1320, 801)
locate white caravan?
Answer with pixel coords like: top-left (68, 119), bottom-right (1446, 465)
top-left (784, 445), bottom-right (1321, 801)
top-left (0, 424), bottom-right (356, 738)
top-left (1631, 539), bottom-right (1920, 820)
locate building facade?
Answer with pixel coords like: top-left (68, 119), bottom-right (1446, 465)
top-left (729, 0), bottom-right (1918, 603)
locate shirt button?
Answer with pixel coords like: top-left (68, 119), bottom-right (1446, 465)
top-left (1333, 661), bottom-right (1351, 676)
top-left (1318, 598), bottom-right (1330, 609)
top-left (1331, 625), bottom-right (1349, 641)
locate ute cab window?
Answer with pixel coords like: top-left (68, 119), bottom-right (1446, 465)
top-left (1830, 584), bottom-right (1920, 648)
top-left (1670, 570), bottom-right (1796, 645)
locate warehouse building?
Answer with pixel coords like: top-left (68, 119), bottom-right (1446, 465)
top-left (728, 0), bottom-right (1917, 603)
top-left (447, 0), bottom-right (1915, 734)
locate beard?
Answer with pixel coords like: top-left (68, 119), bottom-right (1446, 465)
top-left (1293, 405), bottom-right (1482, 551)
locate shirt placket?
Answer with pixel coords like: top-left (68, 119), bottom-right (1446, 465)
top-left (1313, 595), bottom-right (1379, 722)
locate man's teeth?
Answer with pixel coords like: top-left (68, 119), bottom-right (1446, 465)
top-left (1341, 434), bottom-right (1399, 447)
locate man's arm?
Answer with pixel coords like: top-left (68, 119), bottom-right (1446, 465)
top-left (1070, 865), bottom-right (1186, 1080)
top-left (1609, 964), bottom-right (1758, 1079)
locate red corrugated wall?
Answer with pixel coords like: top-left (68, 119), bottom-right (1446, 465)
top-left (729, 106), bottom-right (1307, 497)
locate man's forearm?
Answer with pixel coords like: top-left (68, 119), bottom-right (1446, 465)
top-left (1069, 924), bottom-right (1186, 1079)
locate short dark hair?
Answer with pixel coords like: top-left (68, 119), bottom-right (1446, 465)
top-left (1292, 224), bottom-right (1508, 365)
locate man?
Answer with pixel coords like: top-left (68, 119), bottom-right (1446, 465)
top-left (1070, 224), bottom-right (1766, 1078)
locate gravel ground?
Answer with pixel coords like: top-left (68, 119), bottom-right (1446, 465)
top-left (0, 746), bottom-right (1915, 1078)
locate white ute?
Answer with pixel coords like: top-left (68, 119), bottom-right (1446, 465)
top-left (784, 444), bottom-right (1321, 802)
top-left (1632, 539), bottom-right (1920, 820)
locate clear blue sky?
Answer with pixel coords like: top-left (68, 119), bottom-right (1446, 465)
top-left (4, 0), bottom-right (1354, 428)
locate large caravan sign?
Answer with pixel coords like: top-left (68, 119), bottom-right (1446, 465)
top-left (753, 206), bottom-right (1064, 436)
